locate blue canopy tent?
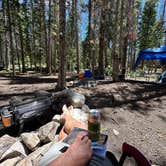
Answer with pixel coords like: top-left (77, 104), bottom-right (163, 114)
top-left (134, 45), bottom-right (166, 70)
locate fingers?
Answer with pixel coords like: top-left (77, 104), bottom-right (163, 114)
top-left (75, 132), bottom-right (91, 145)
top-left (61, 105), bottom-right (71, 120)
top-left (86, 137), bottom-right (92, 147)
top-left (58, 127), bottom-right (68, 140)
top-left (62, 104), bottom-right (73, 113)
top-left (68, 105), bottom-right (73, 111)
top-left (82, 136), bottom-right (92, 147)
top-left (81, 135), bottom-right (89, 143)
top-left (62, 104), bottom-right (68, 112)
top-left (81, 135), bottom-right (92, 152)
top-left (76, 132), bottom-right (87, 140)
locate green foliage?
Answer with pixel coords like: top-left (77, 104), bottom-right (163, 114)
top-left (0, 0), bottom-right (165, 76)
top-left (152, 20), bottom-right (164, 47)
top-left (139, 0), bottom-right (162, 49)
top-left (105, 65), bottom-right (112, 76)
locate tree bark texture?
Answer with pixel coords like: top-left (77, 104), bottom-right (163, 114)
top-left (58, 0), bottom-right (66, 88)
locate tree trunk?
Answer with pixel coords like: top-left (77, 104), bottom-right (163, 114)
top-left (52, 1), bottom-right (59, 73)
top-left (91, 0), bottom-right (98, 73)
top-left (58, 0), bottom-right (66, 88)
top-left (23, 1), bottom-right (32, 68)
top-left (5, 33), bottom-right (10, 71)
top-left (30, 0), bottom-right (36, 69)
top-left (87, 0), bottom-right (92, 68)
top-left (121, 35), bottom-right (127, 77)
top-left (19, 24), bottom-right (25, 73)
top-left (129, 0), bottom-right (134, 71)
top-left (14, 26), bottom-right (21, 72)
top-left (105, 41), bottom-right (108, 68)
top-left (41, 0), bottom-right (49, 73)
top-left (75, 0), bottom-right (80, 74)
top-left (3, 1), bottom-right (10, 70)
top-left (98, 15), bottom-right (105, 76)
top-left (119, 0), bottom-right (125, 69)
top-left (47, 0), bottom-right (52, 74)
top-left (162, 0), bottom-right (166, 45)
top-left (17, 2), bottom-right (25, 73)
top-left (112, 0), bottom-right (120, 81)
top-left (6, 0), bottom-right (15, 76)
top-left (98, 0), bottom-right (107, 77)
top-left (0, 35), bottom-right (2, 63)
top-left (13, 1), bottom-right (21, 72)
top-left (121, 0), bottom-right (133, 78)
top-left (39, 8), bottom-right (43, 73)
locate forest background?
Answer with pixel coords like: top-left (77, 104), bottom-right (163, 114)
top-left (0, 0), bottom-right (166, 88)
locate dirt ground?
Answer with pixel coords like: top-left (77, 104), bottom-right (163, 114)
top-left (0, 73), bottom-right (166, 166)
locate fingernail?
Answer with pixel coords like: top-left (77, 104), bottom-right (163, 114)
top-left (81, 135), bottom-right (88, 140)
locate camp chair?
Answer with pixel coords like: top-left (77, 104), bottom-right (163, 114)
top-left (106, 142), bottom-right (151, 166)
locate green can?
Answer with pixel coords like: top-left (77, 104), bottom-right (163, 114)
top-left (88, 109), bottom-right (101, 142)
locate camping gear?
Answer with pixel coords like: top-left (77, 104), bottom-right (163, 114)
top-left (134, 45), bottom-right (166, 69)
top-left (79, 73), bottom-right (84, 79)
top-left (158, 70), bottom-right (166, 83)
top-left (106, 142), bottom-right (151, 166)
top-left (0, 96), bottom-right (54, 133)
top-left (84, 69), bottom-right (92, 77)
top-left (1, 107), bottom-right (13, 127)
top-left (0, 89), bottom-right (86, 134)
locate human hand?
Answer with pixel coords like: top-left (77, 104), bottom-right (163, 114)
top-left (48, 132), bottom-right (92, 166)
top-left (66, 132), bottom-right (92, 166)
top-left (62, 104), bottom-right (73, 113)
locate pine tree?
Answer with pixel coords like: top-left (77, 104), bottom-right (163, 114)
top-left (139, 0), bottom-right (157, 49)
top-left (58, 0), bottom-right (66, 88)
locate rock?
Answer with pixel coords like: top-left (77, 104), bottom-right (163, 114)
top-left (52, 89), bottom-right (86, 114)
top-left (0, 141), bottom-right (27, 161)
top-left (52, 114), bottom-right (61, 123)
top-left (75, 78), bottom-right (97, 88)
top-left (16, 158), bottom-right (33, 166)
top-left (0, 156), bottom-right (22, 166)
top-left (0, 141), bottom-right (27, 160)
top-left (67, 90), bottom-right (85, 108)
top-left (38, 121), bottom-right (60, 143)
top-left (53, 89), bottom-right (85, 108)
top-left (53, 135), bottom-right (59, 143)
top-left (16, 142), bottom-right (52, 166)
top-left (0, 135), bottom-right (17, 158)
top-left (34, 90), bottom-right (51, 97)
top-left (68, 81), bottom-right (74, 86)
top-left (113, 129), bottom-right (119, 136)
top-left (0, 135), bottom-right (26, 162)
top-left (81, 104), bottom-right (90, 113)
top-left (9, 96), bottom-right (23, 106)
top-left (21, 132), bottom-right (40, 151)
top-left (119, 108), bottom-right (125, 112)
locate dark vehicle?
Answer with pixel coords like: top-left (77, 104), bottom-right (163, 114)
top-left (158, 70), bottom-right (166, 83)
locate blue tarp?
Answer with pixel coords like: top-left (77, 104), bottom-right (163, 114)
top-left (134, 45), bottom-right (166, 69)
